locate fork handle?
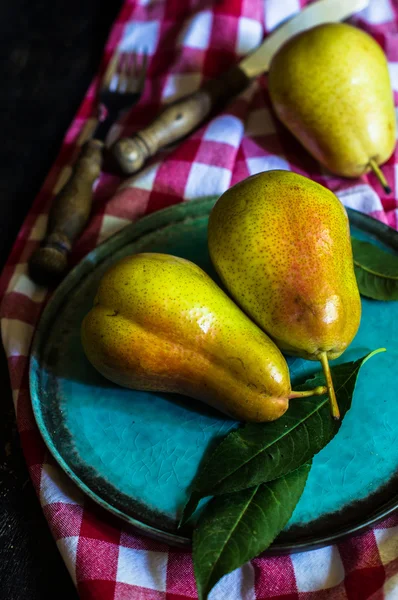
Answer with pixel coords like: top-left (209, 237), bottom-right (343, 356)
top-left (29, 139), bottom-right (103, 285)
top-left (110, 64), bottom-right (250, 175)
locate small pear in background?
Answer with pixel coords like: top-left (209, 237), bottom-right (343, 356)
top-left (268, 23), bottom-right (396, 192)
top-left (81, 253), bottom-right (326, 423)
top-left (208, 170), bottom-right (362, 419)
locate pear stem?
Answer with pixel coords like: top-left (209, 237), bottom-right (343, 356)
top-left (368, 158), bottom-right (391, 194)
top-left (319, 352), bottom-right (340, 421)
top-left (289, 385), bottom-right (328, 399)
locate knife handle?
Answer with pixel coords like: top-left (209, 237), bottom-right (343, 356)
top-left (29, 139), bottom-right (103, 285)
top-left (110, 64), bottom-right (251, 175)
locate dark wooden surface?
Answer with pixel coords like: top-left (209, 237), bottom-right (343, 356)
top-left (0, 1), bottom-right (123, 597)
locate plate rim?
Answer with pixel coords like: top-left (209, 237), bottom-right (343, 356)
top-left (30, 197), bottom-right (398, 552)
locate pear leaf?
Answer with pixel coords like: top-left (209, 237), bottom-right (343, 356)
top-left (180, 350), bottom-right (384, 526)
top-left (193, 462), bottom-right (311, 600)
top-left (352, 238), bottom-right (398, 301)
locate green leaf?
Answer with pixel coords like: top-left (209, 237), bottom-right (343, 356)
top-left (181, 350), bottom-right (384, 525)
top-left (193, 462), bottom-right (311, 600)
top-left (352, 238), bottom-right (398, 301)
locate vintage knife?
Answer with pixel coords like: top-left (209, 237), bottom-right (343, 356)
top-left (111, 0), bottom-right (369, 175)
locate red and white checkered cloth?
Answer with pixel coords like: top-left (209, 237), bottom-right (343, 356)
top-left (1, 0), bottom-right (398, 598)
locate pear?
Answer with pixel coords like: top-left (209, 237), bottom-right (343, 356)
top-left (268, 23), bottom-right (396, 191)
top-left (208, 170), bottom-right (362, 419)
top-left (81, 253), bottom-right (326, 422)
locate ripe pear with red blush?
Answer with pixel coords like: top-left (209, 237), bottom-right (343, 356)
top-left (208, 170), bottom-right (362, 419)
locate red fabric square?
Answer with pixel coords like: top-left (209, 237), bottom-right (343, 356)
top-left (253, 556), bottom-right (298, 597)
top-left (150, 47), bottom-right (178, 80)
top-left (7, 355), bottom-right (29, 392)
top-left (78, 580), bottom-right (117, 600)
top-left (166, 550), bottom-right (196, 597)
top-left (164, 0), bottom-right (193, 21)
top-left (146, 190), bottom-right (183, 214)
top-left (1, 292), bottom-right (44, 325)
top-left (214, 0), bottom-right (243, 17)
top-left (339, 531), bottom-right (383, 572)
top-left (210, 14), bottom-right (239, 51)
top-left (377, 514), bottom-right (398, 530)
top-left (79, 506), bottom-right (121, 545)
top-left (169, 140), bottom-right (201, 163)
top-left (196, 141), bottom-right (240, 169)
top-left (107, 187), bottom-right (152, 222)
top-left (17, 388), bottom-right (39, 432)
top-left (202, 48), bottom-right (236, 79)
top-left (154, 160), bottom-right (194, 197)
top-left (123, 100), bottom-right (164, 133)
top-left (94, 173), bottom-right (124, 211)
top-left (20, 430), bottom-right (47, 468)
top-left (76, 538), bottom-right (120, 582)
top-left (344, 567), bottom-right (386, 600)
top-left (0, 265), bottom-right (15, 297)
top-left (231, 157), bottom-right (250, 185)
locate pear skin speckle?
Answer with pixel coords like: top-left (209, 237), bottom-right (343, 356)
top-left (207, 170), bottom-right (362, 361)
top-left (81, 253), bottom-right (293, 422)
top-left (268, 23), bottom-right (396, 177)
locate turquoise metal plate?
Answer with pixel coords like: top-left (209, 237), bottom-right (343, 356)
top-left (30, 197), bottom-right (398, 551)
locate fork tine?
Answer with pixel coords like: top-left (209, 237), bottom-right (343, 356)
top-left (138, 51), bottom-right (148, 90)
top-left (125, 52), bottom-right (135, 83)
top-left (101, 50), bottom-right (120, 91)
top-left (131, 52), bottom-right (137, 78)
top-left (117, 52), bottom-right (128, 92)
top-left (126, 52), bottom-right (138, 93)
top-left (126, 50), bottom-right (148, 93)
top-left (141, 51), bottom-right (148, 75)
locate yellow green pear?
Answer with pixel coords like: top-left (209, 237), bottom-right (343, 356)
top-left (208, 170), bottom-right (362, 419)
top-left (81, 252), bottom-right (326, 422)
top-left (268, 23), bottom-right (395, 190)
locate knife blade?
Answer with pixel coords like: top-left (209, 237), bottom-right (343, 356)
top-left (110, 0), bottom-right (369, 176)
top-left (241, 0), bottom-right (369, 77)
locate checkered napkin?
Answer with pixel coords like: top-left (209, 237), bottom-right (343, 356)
top-left (1, 0), bottom-right (398, 598)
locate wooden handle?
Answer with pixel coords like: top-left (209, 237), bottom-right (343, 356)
top-left (29, 139), bottom-right (103, 285)
top-left (110, 64), bottom-right (251, 175)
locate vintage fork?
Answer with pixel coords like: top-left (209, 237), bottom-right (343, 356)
top-left (29, 50), bottom-right (148, 285)
top-left (95, 51), bottom-right (148, 143)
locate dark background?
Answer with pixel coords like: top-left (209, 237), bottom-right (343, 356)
top-left (0, 1), bottom-right (123, 597)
